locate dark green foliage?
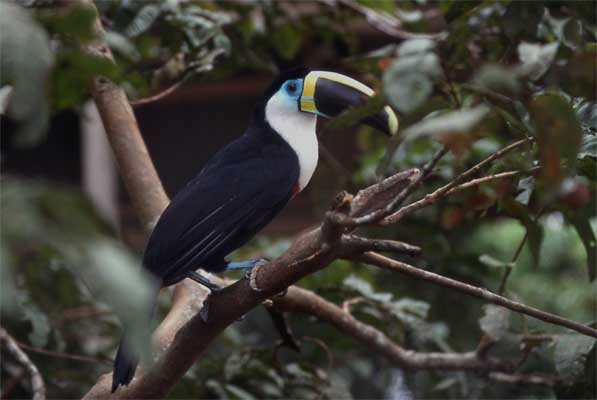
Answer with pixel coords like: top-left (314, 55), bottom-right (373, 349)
top-left (2, 1), bottom-right (596, 399)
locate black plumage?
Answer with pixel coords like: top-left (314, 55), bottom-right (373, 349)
top-left (111, 66), bottom-right (396, 392)
top-left (144, 124), bottom-right (300, 284)
top-left (112, 68), bottom-right (307, 392)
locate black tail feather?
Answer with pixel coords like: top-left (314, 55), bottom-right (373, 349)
top-left (111, 334), bottom-right (139, 393)
top-left (111, 280), bottom-right (159, 393)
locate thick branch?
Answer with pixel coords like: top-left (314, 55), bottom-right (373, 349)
top-left (0, 327), bottom-right (46, 400)
top-left (356, 252), bottom-right (597, 338)
top-left (84, 227), bottom-right (338, 399)
top-left (81, 0), bottom-right (168, 229)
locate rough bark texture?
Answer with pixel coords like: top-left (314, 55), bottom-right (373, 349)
top-left (82, 0), bottom-right (168, 229)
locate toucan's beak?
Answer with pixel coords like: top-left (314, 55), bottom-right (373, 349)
top-left (299, 71), bottom-right (398, 136)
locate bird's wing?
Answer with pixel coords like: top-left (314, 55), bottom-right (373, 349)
top-left (143, 153), bottom-right (298, 283)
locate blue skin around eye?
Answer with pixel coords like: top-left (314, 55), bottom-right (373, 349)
top-left (281, 79), bottom-right (303, 100)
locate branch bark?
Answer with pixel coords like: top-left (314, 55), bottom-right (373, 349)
top-left (82, 0), bottom-right (168, 230)
top-left (0, 327), bottom-right (46, 400)
top-left (274, 287), bottom-right (507, 371)
top-left (355, 252), bottom-right (597, 338)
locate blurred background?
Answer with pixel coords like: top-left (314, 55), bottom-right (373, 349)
top-left (1, 1), bottom-right (595, 399)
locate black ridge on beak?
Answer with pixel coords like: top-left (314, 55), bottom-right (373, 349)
top-left (299, 71), bottom-right (398, 136)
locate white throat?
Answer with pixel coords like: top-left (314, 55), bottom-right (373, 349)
top-left (265, 92), bottom-right (318, 191)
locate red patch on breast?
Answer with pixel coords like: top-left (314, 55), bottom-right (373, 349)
top-left (290, 180), bottom-right (301, 200)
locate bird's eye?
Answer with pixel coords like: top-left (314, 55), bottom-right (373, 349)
top-left (287, 82), bottom-right (297, 93)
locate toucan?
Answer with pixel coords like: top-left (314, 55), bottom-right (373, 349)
top-left (111, 67), bottom-right (398, 392)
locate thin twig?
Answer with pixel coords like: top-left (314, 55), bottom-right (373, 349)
top-left (299, 336), bottom-right (334, 372)
top-left (0, 327), bottom-right (46, 400)
top-left (342, 296), bottom-right (367, 314)
top-left (13, 340), bottom-right (112, 366)
top-left (446, 170), bottom-right (520, 194)
top-left (129, 79), bottom-right (187, 106)
top-left (498, 233), bottom-right (527, 295)
top-left (341, 234), bottom-right (421, 256)
top-left (276, 287), bottom-right (506, 371)
top-left (330, 147), bottom-right (448, 227)
top-left (489, 372), bottom-right (557, 386)
top-left (381, 139), bottom-right (531, 225)
top-left (333, 0), bottom-right (446, 40)
top-left (358, 252), bottom-right (597, 338)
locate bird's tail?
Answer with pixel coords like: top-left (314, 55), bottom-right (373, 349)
top-left (111, 282), bottom-right (159, 393)
top-left (112, 331), bottom-right (139, 393)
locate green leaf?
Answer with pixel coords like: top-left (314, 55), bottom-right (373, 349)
top-left (569, 216), bottom-right (597, 281)
top-left (516, 176), bottom-right (535, 206)
top-left (432, 377), bottom-right (460, 392)
top-left (15, 289), bottom-right (50, 347)
top-left (0, 242), bottom-right (17, 315)
top-left (397, 37), bottom-right (436, 57)
top-left (517, 41), bottom-right (559, 81)
top-left (562, 48), bottom-right (597, 100)
top-left (105, 30), bottom-right (141, 62)
top-left (384, 70), bottom-right (433, 114)
top-left (529, 93), bottom-right (583, 194)
top-left (553, 335), bottom-right (596, 385)
top-left (574, 100), bottom-right (597, 135)
top-left (271, 24), bottom-right (302, 60)
top-left (561, 18), bottom-right (584, 50)
top-left (214, 33), bottom-right (232, 55)
top-left (225, 383), bottom-right (258, 400)
top-left (343, 274), bottom-right (392, 303)
top-left (503, 2), bottom-right (544, 40)
top-left (124, 4), bottom-right (161, 37)
top-left (224, 352), bottom-right (252, 380)
top-left (43, 4), bottom-right (97, 40)
top-left (578, 157), bottom-right (596, 182)
top-left (0, 1), bottom-right (52, 145)
top-left (578, 135), bottom-right (597, 160)
top-left (472, 64), bottom-right (520, 98)
top-left (387, 298), bottom-right (430, 325)
top-left (2, 179), bottom-right (155, 359)
top-left (478, 254), bottom-right (515, 269)
top-left (402, 106), bottom-right (490, 140)
top-left (524, 217), bottom-right (544, 270)
top-left (382, 38), bottom-right (442, 114)
top-left (479, 304), bottom-right (511, 340)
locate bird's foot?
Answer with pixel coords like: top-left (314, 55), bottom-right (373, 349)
top-left (226, 258), bottom-right (269, 270)
top-left (244, 259), bottom-right (270, 293)
top-left (186, 270), bottom-right (223, 292)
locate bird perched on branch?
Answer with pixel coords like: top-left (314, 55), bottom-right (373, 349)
top-left (112, 67), bottom-right (398, 392)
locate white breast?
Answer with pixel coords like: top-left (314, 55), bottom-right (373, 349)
top-left (265, 92), bottom-right (318, 191)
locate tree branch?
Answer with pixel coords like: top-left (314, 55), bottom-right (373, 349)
top-left (0, 327), bottom-right (46, 400)
top-left (333, 0), bottom-right (447, 40)
top-left (129, 79), bottom-right (187, 107)
top-left (12, 340), bottom-right (112, 366)
top-left (380, 139), bottom-right (532, 225)
top-left (81, 0), bottom-right (168, 230)
top-left (340, 234), bottom-right (421, 256)
top-left (274, 287), bottom-right (507, 371)
top-left (355, 252), bottom-right (597, 338)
